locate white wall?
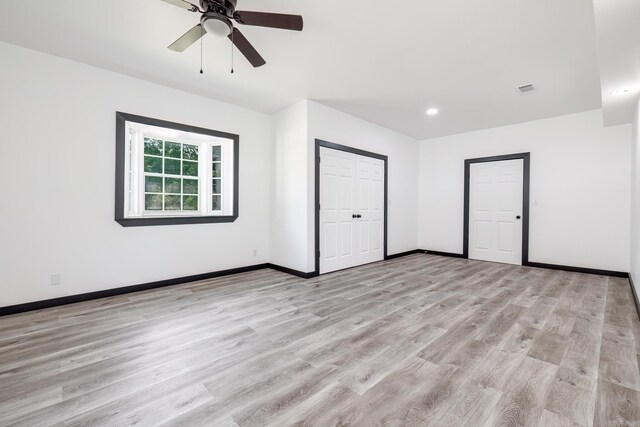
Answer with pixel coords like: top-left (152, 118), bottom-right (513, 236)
top-left (268, 101), bottom-right (420, 273)
top-left (270, 101), bottom-right (310, 272)
top-left (631, 97), bottom-right (640, 290)
top-left (307, 101), bottom-right (420, 271)
top-left (0, 42), bottom-right (271, 306)
top-left (3, 43), bottom-right (633, 308)
top-left (419, 109), bottom-right (631, 272)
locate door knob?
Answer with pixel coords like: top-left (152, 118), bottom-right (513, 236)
top-left (352, 214), bottom-right (357, 219)
top-left (516, 215), bottom-right (521, 220)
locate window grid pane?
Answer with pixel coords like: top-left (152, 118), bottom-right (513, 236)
top-left (143, 137), bottom-right (199, 213)
top-left (145, 194), bottom-right (162, 210)
top-left (212, 178), bottom-right (222, 195)
top-left (212, 145), bottom-right (223, 211)
top-left (212, 195), bottom-right (221, 211)
top-left (183, 179), bottom-right (198, 195)
top-left (183, 195), bottom-right (198, 210)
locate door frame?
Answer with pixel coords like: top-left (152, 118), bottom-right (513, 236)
top-left (463, 152), bottom-right (531, 265)
top-left (314, 139), bottom-right (388, 276)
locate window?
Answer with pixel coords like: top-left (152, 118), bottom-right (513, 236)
top-left (115, 112), bottom-right (239, 226)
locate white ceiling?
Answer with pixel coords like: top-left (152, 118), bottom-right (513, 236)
top-left (0, 0), bottom-right (606, 139)
top-left (593, 0), bottom-right (640, 126)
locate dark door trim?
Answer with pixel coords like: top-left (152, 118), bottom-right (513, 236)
top-left (463, 152), bottom-right (530, 264)
top-left (314, 139), bottom-right (388, 276)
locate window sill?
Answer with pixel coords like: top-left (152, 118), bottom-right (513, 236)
top-left (115, 215), bottom-right (238, 227)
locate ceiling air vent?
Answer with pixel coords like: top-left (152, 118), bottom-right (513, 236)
top-left (516, 83), bottom-right (536, 94)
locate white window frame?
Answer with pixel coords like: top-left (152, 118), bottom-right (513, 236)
top-left (119, 117), bottom-right (236, 223)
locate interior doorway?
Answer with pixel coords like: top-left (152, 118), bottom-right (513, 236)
top-left (464, 153), bottom-right (530, 265)
top-left (315, 140), bottom-right (388, 274)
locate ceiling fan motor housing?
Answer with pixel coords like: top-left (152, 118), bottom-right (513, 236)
top-left (200, 0), bottom-right (237, 15)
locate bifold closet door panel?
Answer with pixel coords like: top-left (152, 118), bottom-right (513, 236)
top-left (319, 147), bottom-right (358, 274)
top-left (355, 155), bottom-right (384, 266)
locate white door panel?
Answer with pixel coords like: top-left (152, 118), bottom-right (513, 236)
top-left (469, 159), bottom-right (523, 265)
top-left (475, 221), bottom-right (492, 251)
top-left (320, 148), bottom-right (357, 273)
top-left (355, 155), bottom-right (384, 266)
top-left (320, 147), bottom-right (385, 274)
top-left (323, 223), bottom-right (337, 259)
top-left (340, 222), bottom-right (353, 256)
top-left (372, 221), bottom-right (382, 251)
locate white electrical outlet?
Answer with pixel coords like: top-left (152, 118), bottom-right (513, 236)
top-left (253, 250), bottom-right (258, 257)
top-left (51, 274), bottom-right (62, 286)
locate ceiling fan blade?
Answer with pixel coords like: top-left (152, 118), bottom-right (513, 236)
top-left (168, 24), bottom-right (205, 52)
top-left (229, 27), bottom-right (266, 67)
top-left (159, 0), bottom-right (199, 11)
top-left (234, 11), bottom-right (303, 31)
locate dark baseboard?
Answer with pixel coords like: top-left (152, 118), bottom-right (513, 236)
top-left (629, 275), bottom-right (640, 322)
top-left (0, 262), bottom-right (324, 317)
top-left (3, 255), bottom-right (632, 317)
top-left (385, 249), bottom-right (424, 260)
top-left (423, 250), bottom-right (467, 259)
top-left (0, 263), bottom-right (270, 317)
top-left (524, 261), bottom-right (628, 278)
top-left (267, 263), bottom-right (318, 279)
top-left (422, 250), bottom-right (629, 279)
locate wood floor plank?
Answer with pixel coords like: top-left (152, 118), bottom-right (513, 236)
top-left (476, 303), bottom-right (525, 346)
top-left (602, 322), bottom-right (636, 347)
top-left (472, 348), bottom-right (529, 391)
top-left (598, 340), bottom-right (640, 391)
top-left (544, 378), bottom-right (596, 427)
top-left (594, 379), bottom-right (640, 427)
top-left (391, 363), bottom-right (470, 425)
top-left (527, 312), bottom-right (576, 365)
top-left (604, 277), bottom-right (636, 329)
top-left (336, 336), bottom-right (427, 395)
top-left (0, 254), bottom-right (638, 426)
top-left (483, 356), bottom-right (558, 426)
top-left (518, 296), bottom-right (559, 330)
top-left (264, 382), bottom-right (359, 427)
top-left (559, 318), bottom-right (603, 387)
top-left (433, 376), bottom-right (503, 427)
top-left (316, 357), bottom-right (439, 426)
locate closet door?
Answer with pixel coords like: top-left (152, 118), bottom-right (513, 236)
top-left (319, 147), bottom-right (358, 274)
top-left (319, 147), bottom-right (385, 274)
top-left (355, 155), bottom-right (385, 266)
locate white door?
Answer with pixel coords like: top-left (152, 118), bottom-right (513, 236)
top-left (469, 159), bottom-right (523, 265)
top-left (355, 155), bottom-right (385, 266)
top-left (320, 147), bottom-right (385, 274)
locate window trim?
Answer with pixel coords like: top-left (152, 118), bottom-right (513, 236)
top-left (115, 112), bottom-right (239, 227)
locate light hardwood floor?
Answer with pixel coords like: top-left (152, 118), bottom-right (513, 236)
top-left (1, 254), bottom-right (639, 426)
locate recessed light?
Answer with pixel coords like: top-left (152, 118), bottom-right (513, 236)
top-left (426, 108), bottom-right (439, 116)
top-left (609, 88), bottom-right (636, 96)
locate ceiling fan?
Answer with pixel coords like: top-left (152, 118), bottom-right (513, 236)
top-left (161, 0), bottom-right (303, 68)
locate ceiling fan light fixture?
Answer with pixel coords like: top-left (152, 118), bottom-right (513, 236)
top-left (165, 0), bottom-right (303, 67)
top-left (201, 14), bottom-right (232, 37)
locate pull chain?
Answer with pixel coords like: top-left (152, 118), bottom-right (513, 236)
top-left (199, 25), bottom-right (204, 74)
top-left (231, 28), bottom-right (234, 74)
